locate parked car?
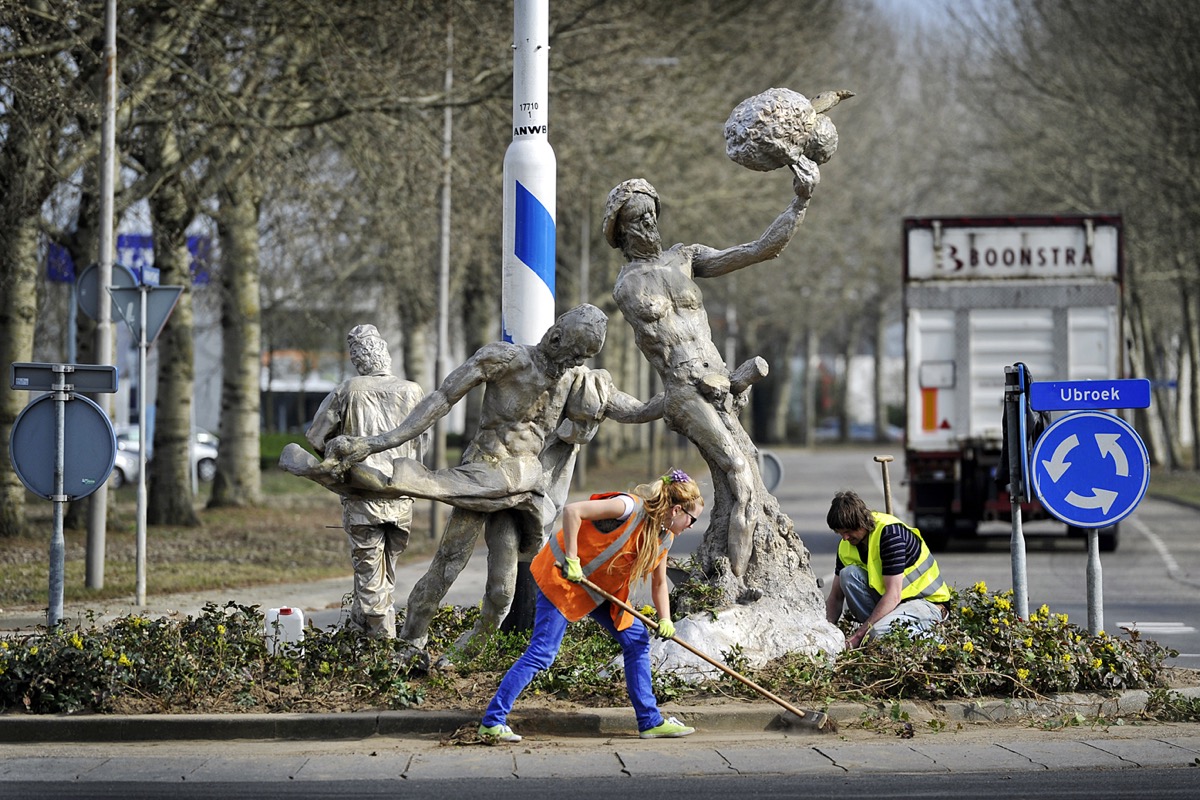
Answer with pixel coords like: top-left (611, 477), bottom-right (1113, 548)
top-left (108, 426), bottom-right (219, 488)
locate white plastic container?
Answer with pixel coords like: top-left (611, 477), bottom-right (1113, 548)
top-left (264, 606), bottom-right (305, 654)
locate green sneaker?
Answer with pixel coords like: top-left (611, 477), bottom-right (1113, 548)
top-left (639, 716), bottom-right (695, 739)
top-left (478, 723), bottom-right (522, 743)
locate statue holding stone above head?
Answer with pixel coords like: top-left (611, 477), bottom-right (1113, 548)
top-left (606, 87), bottom-right (851, 587)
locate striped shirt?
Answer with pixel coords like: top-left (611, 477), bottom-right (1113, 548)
top-left (834, 523), bottom-right (923, 576)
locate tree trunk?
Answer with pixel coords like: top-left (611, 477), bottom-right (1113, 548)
top-left (145, 125), bottom-right (200, 526)
top-left (0, 216), bottom-right (42, 537)
top-left (872, 297), bottom-right (889, 443)
top-left (401, 323), bottom-right (430, 394)
top-left (209, 172), bottom-right (264, 507)
top-left (1182, 280), bottom-right (1200, 469)
top-left (801, 326), bottom-right (818, 446)
top-left (1126, 288), bottom-right (1175, 468)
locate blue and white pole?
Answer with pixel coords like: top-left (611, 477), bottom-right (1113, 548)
top-left (502, 0), bottom-right (555, 344)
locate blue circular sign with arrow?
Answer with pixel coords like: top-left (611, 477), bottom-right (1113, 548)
top-left (1030, 410), bottom-right (1149, 528)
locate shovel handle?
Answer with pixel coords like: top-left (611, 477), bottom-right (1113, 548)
top-left (874, 454), bottom-right (894, 516)
top-left (566, 567), bottom-right (813, 722)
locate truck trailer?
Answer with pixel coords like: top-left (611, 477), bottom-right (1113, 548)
top-left (902, 214), bottom-right (1124, 551)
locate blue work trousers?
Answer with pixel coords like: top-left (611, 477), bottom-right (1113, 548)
top-left (481, 589), bottom-right (663, 732)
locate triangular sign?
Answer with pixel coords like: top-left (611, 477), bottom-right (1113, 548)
top-left (107, 285), bottom-right (184, 344)
top-left (939, 419), bottom-right (952, 429)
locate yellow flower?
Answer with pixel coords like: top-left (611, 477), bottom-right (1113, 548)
top-left (1038, 604), bottom-right (1050, 617)
top-left (1, 640), bottom-right (8, 650)
top-left (1062, 654), bottom-right (1072, 663)
top-left (973, 580), bottom-right (988, 594)
top-left (29, 646), bottom-right (38, 656)
top-left (1023, 638), bottom-right (1033, 648)
top-left (1059, 614), bottom-right (1070, 624)
top-left (319, 661), bottom-right (332, 675)
top-left (102, 647), bottom-right (115, 659)
top-left (69, 632), bottom-right (83, 650)
top-left (1092, 658), bottom-right (1103, 669)
top-left (937, 644), bottom-right (947, 653)
top-left (1017, 668), bottom-right (1030, 681)
top-left (994, 597), bottom-right (1011, 611)
top-left (640, 605), bottom-right (655, 617)
top-left (962, 641), bottom-right (975, 653)
top-left (216, 624), bottom-right (227, 636)
top-left (118, 653), bottom-right (132, 667)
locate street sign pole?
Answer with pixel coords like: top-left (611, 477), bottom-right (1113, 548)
top-left (1087, 529), bottom-right (1103, 635)
top-left (1003, 365), bottom-right (1029, 621)
top-left (109, 283), bottom-right (182, 606)
top-left (10, 363), bottom-right (118, 626)
top-left (136, 285), bottom-right (149, 606)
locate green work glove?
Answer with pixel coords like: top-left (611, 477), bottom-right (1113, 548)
top-left (655, 618), bottom-right (676, 640)
top-left (563, 556), bottom-right (583, 582)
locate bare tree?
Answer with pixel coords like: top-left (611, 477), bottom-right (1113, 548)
top-left (950, 0), bottom-right (1200, 466)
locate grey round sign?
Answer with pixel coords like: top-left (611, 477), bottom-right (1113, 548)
top-left (9, 393), bottom-right (116, 500)
top-left (76, 262), bottom-right (137, 321)
top-left (760, 450), bottom-right (784, 493)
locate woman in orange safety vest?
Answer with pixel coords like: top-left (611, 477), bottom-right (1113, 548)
top-left (478, 468), bottom-right (704, 743)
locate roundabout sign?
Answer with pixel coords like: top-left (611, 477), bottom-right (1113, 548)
top-left (1030, 410), bottom-right (1149, 529)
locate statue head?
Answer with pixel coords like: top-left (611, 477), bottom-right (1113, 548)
top-left (347, 324), bottom-right (392, 376)
top-left (603, 179), bottom-right (660, 250)
top-left (539, 304), bottom-right (607, 376)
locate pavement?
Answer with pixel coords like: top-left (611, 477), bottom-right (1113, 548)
top-left (4, 547), bottom-right (1200, 782)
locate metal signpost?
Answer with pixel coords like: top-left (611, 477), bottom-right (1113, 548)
top-left (1002, 364), bottom-right (1033, 620)
top-left (9, 363), bottom-right (118, 626)
top-left (1029, 379), bottom-right (1151, 634)
top-left (108, 282), bottom-right (183, 606)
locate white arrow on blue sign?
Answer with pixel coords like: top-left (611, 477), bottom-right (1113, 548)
top-left (1031, 411), bottom-right (1149, 528)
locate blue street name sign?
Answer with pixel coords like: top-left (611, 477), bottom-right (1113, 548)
top-left (1029, 378), bottom-right (1151, 412)
top-left (1030, 411), bottom-right (1149, 528)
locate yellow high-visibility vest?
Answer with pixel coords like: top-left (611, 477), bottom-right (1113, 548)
top-left (838, 512), bottom-right (950, 604)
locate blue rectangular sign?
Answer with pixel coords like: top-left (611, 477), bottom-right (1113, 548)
top-left (1029, 378), bottom-right (1151, 411)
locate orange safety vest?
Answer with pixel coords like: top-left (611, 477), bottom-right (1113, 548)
top-left (530, 492), bottom-right (673, 630)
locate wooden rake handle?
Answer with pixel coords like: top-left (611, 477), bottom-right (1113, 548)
top-left (570, 569), bottom-right (813, 722)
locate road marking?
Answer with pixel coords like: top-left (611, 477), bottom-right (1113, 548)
top-left (1129, 516), bottom-right (1200, 588)
top-left (1114, 622), bottom-right (1196, 635)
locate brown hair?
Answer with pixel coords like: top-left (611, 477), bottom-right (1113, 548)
top-left (826, 490), bottom-right (873, 533)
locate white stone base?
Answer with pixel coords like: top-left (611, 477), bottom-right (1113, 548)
top-left (648, 600), bottom-right (846, 683)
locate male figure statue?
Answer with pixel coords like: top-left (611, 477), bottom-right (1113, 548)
top-left (604, 164), bottom-right (818, 578)
top-left (281, 304), bottom-right (661, 651)
top-left (306, 324), bottom-right (426, 639)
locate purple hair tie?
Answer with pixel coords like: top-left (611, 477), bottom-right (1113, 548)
top-left (662, 469), bottom-right (691, 485)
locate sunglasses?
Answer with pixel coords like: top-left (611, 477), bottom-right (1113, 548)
top-left (681, 509), bottom-right (698, 528)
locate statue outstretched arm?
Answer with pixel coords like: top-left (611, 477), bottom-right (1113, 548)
top-left (691, 156), bottom-right (820, 279)
top-left (324, 343), bottom-right (518, 469)
top-left (605, 390), bottom-right (665, 424)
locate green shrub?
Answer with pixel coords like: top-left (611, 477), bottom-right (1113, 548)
top-left (0, 602), bottom-right (421, 714)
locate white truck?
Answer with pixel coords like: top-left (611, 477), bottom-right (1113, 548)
top-left (902, 214), bottom-right (1124, 550)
